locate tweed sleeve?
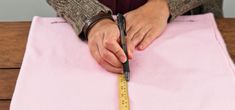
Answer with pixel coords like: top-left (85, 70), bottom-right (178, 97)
top-left (168, 0), bottom-right (207, 21)
top-left (203, 0), bottom-right (223, 18)
top-left (47, 0), bottom-right (112, 35)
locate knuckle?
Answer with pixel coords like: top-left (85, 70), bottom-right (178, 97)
top-left (89, 48), bottom-right (97, 57)
top-left (136, 32), bottom-right (145, 39)
top-left (107, 68), bottom-right (121, 73)
top-left (89, 48), bottom-right (95, 54)
top-left (96, 58), bottom-right (102, 64)
top-left (126, 37), bottom-right (132, 41)
top-left (144, 38), bottom-right (151, 43)
top-left (103, 40), bottom-right (113, 48)
top-left (106, 68), bottom-right (115, 73)
top-left (142, 38), bottom-right (151, 45)
top-left (127, 41), bottom-right (134, 49)
top-left (116, 51), bottom-right (125, 58)
top-left (140, 41), bottom-right (146, 46)
top-left (147, 32), bottom-right (156, 39)
top-left (97, 58), bottom-right (103, 65)
top-left (115, 49), bottom-right (122, 55)
top-left (101, 51), bottom-right (110, 59)
top-left (126, 38), bottom-right (132, 45)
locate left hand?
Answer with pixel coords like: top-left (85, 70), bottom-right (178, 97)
top-left (124, 0), bottom-right (170, 58)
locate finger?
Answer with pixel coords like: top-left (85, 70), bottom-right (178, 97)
top-left (124, 13), bottom-right (132, 31)
top-left (125, 25), bottom-right (142, 56)
top-left (103, 39), bottom-right (127, 63)
top-left (90, 43), bottom-right (123, 73)
top-left (100, 49), bottom-right (123, 68)
top-left (131, 26), bottom-right (151, 48)
top-left (126, 25), bottom-right (141, 40)
top-left (138, 28), bottom-right (158, 50)
top-left (126, 37), bottom-right (134, 59)
top-left (97, 37), bottom-right (122, 68)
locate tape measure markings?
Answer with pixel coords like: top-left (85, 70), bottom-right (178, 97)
top-left (118, 74), bottom-right (130, 110)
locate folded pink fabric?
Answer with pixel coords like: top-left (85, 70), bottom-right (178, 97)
top-left (11, 13), bottom-right (235, 110)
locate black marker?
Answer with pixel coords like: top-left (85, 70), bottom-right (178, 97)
top-left (117, 13), bottom-right (130, 81)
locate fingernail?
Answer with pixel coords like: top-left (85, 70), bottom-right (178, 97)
top-left (120, 56), bottom-right (127, 63)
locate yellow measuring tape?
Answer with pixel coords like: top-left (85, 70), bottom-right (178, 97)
top-left (118, 74), bottom-right (130, 110)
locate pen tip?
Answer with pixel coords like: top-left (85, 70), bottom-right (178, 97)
top-left (124, 72), bottom-right (130, 81)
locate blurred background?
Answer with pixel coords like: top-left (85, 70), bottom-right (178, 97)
top-left (0, 0), bottom-right (234, 21)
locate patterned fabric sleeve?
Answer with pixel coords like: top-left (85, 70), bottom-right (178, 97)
top-left (203, 0), bottom-right (223, 18)
top-left (47, 0), bottom-right (223, 35)
top-left (47, 0), bottom-right (112, 35)
top-left (168, 0), bottom-right (206, 21)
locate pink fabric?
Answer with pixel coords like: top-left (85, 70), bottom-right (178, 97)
top-left (11, 13), bottom-right (235, 110)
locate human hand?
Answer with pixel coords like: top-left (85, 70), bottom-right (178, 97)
top-left (124, 0), bottom-right (170, 58)
top-left (88, 19), bottom-right (127, 73)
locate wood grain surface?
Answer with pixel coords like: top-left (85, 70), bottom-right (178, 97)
top-left (217, 19), bottom-right (235, 61)
top-left (0, 22), bottom-right (30, 68)
top-left (0, 100), bottom-right (11, 110)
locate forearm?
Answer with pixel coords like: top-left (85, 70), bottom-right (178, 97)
top-left (47, 0), bottom-right (112, 36)
top-left (148, 0), bottom-right (170, 21)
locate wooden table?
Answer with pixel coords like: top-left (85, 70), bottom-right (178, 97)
top-left (0, 19), bottom-right (235, 110)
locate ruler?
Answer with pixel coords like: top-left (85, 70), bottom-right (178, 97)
top-left (118, 74), bottom-right (130, 110)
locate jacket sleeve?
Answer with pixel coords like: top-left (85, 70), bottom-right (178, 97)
top-left (203, 0), bottom-right (223, 18)
top-left (168, 0), bottom-right (208, 21)
top-left (47, 0), bottom-right (112, 35)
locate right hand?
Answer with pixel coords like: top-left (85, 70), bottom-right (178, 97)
top-left (88, 19), bottom-right (127, 73)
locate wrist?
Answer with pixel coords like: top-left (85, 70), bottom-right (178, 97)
top-left (81, 11), bottom-right (114, 41)
top-left (88, 19), bottom-right (115, 39)
top-left (148, 0), bottom-right (170, 20)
